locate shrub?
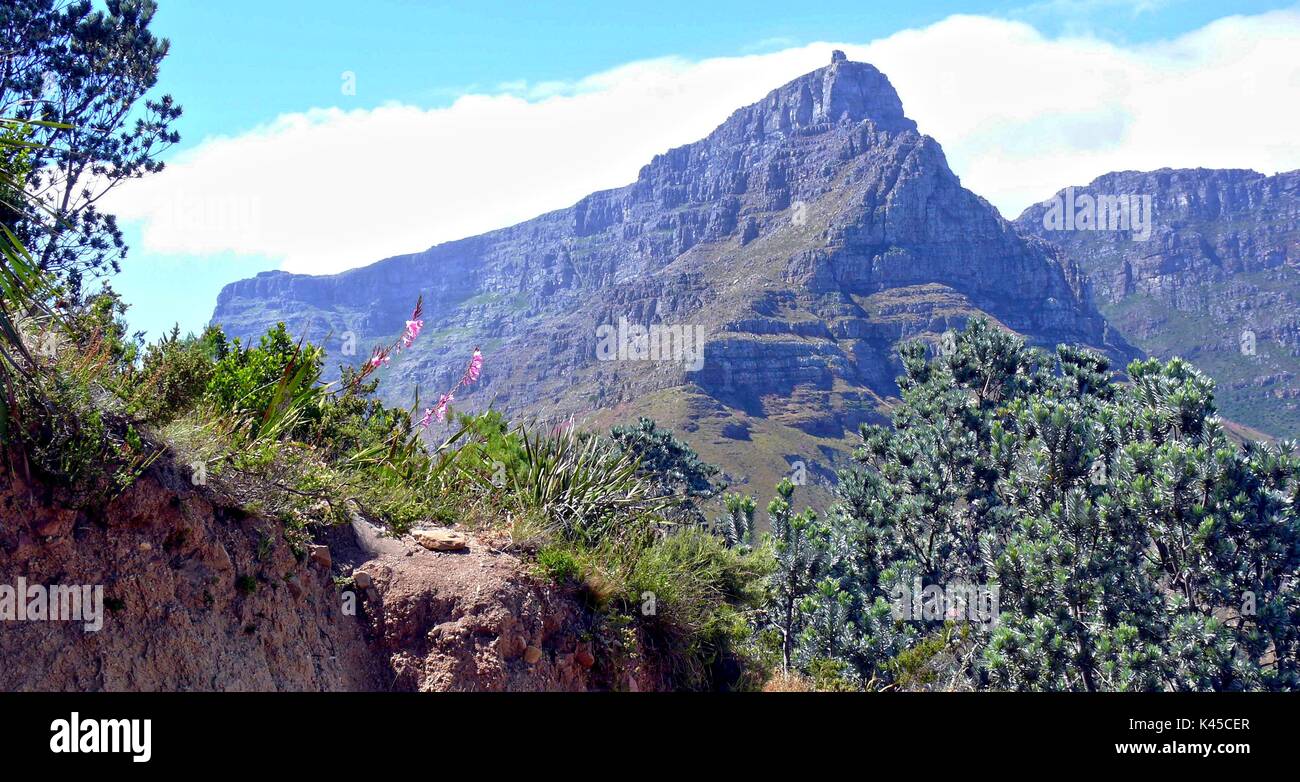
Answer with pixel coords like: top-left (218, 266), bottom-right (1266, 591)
top-left (10, 352), bottom-right (159, 507)
top-left (125, 325), bottom-right (220, 425)
top-left (774, 318), bottom-right (1300, 691)
top-left (611, 416), bottom-right (722, 521)
top-left (536, 545), bottom-right (582, 583)
top-left (204, 322), bottom-right (325, 442)
top-left (504, 425), bottom-right (659, 544)
top-left (455, 409), bottom-right (528, 487)
top-left (626, 526), bottom-right (771, 689)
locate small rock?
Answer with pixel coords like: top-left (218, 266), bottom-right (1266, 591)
top-left (353, 571), bottom-right (373, 589)
top-left (523, 645), bottom-right (543, 665)
top-left (500, 635), bottom-right (528, 658)
top-left (138, 541), bottom-right (153, 552)
top-left (576, 648), bottom-right (595, 669)
top-left (308, 545), bottom-right (331, 569)
top-left (413, 528), bottom-right (468, 552)
top-left (286, 577), bottom-right (304, 599)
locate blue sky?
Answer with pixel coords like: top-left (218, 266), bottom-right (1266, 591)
top-left (106, 0), bottom-right (1298, 340)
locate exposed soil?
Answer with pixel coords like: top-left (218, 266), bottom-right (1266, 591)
top-left (0, 451), bottom-right (658, 692)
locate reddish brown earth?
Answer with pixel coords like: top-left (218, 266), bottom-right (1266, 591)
top-left (0, 451), bottom-right (657, 692)
top-left (334, 507), bottom-right (659, 692)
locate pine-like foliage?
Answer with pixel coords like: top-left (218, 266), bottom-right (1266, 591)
top-left (611, 416), bottom-right (722, 522)
top-left (766, 477), bottom-right (829, 672)
top-left (716, 492), bottom-right (756, 551)
top-left (1, 0), bottom-right (182, 296)
top-left (782, 318), bottom-right (1300, 691)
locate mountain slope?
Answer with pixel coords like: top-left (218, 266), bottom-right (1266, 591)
top-left (1015, 169), bottom-right (1300, 438)
top-left (212, 53), bottom-right (1126, 496)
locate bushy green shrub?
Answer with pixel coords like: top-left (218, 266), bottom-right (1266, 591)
top-left (204, 322), bottom-right (325, 441)
top-left (61, 289), bottom-right (141, 370)
top-left (611, 416), bottom-right (722, 521)
top-left (126, 325), bottom-right (221, 424)
top-left (772, 318), bottom-right (1300, 691)
top-left (455, 409), bottom-right (528, 486)
top-left (10, 349), bottom-right (159, 507)
top-left (626, 525), bottom-right (772, 689)
top-left (503, 424), bottom-right (658, 544)
top-left (536, 545), bottom-right (582, 583)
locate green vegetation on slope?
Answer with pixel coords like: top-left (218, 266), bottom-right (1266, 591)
top-left (1, 292), bottom-right (774, 689)
top-left (764, 318), bottom-right (1299, 691)
top-left (1103, 269), bottom-right (1300, 439)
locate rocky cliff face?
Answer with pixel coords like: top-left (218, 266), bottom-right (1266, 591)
top-left (212, 53), bottom-right (1124, 494)
top-left (1015, 169), bottom-right (1300, 437)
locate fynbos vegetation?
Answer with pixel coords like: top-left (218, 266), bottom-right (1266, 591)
top-left (766, 319), bottom-right (1299, 691)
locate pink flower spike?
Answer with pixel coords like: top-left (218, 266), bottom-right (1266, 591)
top-left (401, 318), bottom-right (424, 349)
top-left (434, 392), bottom-right (454, 423)
top-left (466, 349), bottom-right (483, 383)
top-left (418, 406), bottom-right (435, 429)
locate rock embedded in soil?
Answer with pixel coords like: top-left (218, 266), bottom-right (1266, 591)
top-left (413, 528), bottom-right (469, 552)
top-left (308, 544), bottom-right (331, 569)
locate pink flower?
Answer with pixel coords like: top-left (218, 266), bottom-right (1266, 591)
top-left (434, 392), bottom-right (454, 422)
top-left (369, 348), bottom-right (391, 368)
top-left (465, 348), bottom-right (483, 383)
top-left (416, 392), bottom-right (451, 429)
top-left (401, 318), bottom-right (424, 349)
top-left (416, 396), bottom-right (450, 430)
top-left (416, 347), bottom-right (479, 430)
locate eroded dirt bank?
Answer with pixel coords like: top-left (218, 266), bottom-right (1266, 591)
top-left (0, 453), bottom-right (657, 691)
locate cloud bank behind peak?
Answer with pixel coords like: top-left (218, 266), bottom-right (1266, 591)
top-left (107, 9), bottom-right (1300, 275)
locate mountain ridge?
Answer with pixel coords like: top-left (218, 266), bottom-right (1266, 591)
top-left (212, 53), bottom-right (1129, 497)
top-left (1015, 167), bottom-right (1300, 437)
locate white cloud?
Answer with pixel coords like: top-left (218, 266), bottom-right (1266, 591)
top-left (105, 9), bottom-right (1300, 275)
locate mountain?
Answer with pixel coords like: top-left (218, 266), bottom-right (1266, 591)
top-left (212, 52), bottom-right (1125, 497)
top-left (1015, 169), bottom-right (1300, 438)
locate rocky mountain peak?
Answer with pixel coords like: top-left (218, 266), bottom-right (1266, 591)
top-left (817, 52), bottom-right (912, 130)
top-left (721, 52), bottom-right (916, 138)
top-left (212, 58), bottom-right (1122, 498)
